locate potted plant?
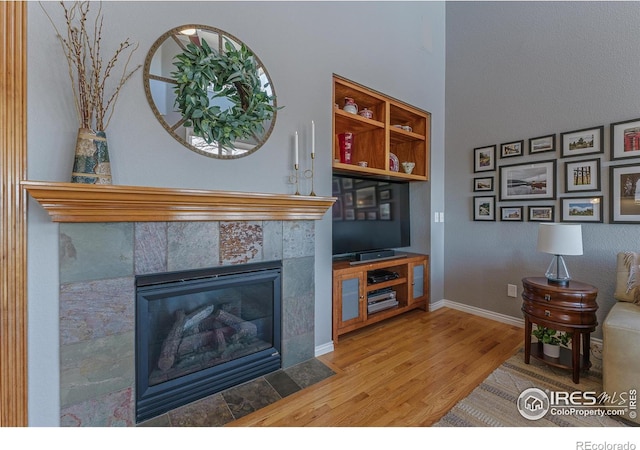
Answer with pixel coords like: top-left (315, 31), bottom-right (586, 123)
top-left (532, 326), bottom-right (571, 358)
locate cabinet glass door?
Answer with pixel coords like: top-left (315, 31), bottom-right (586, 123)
top-left (341, 277), bottom-right (361, 322)
top-left (412, 263), bottom-right (425, 299)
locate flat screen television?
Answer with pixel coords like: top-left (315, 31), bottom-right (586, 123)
top-left (332, 174), bottom-right (410, 257)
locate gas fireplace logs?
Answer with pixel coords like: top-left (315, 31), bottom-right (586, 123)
top-left (156, 306), bottom-right (258, 373)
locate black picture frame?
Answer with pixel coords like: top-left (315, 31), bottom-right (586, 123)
top-left (474, 145), bottom-right (496, 173)
top-left (500, 140), bottom-right (524, 158)
top-left (610, 163), bottom-right (640, 223)
top-left (473, 176), bottom-right (494, 192)
top-left (500, 206), bottom-right (523, 222)
top-left (564, 158), bottom-right (601, 193)
top-left (528, 205), bottom-right (555, 222)
top-left (529, 134), bottom-right (556, 155)
top-left (610, 118), bottom-right (640, 161)
top-left (560, 125), bottom-right (604, 158)
top-left (355, 186), bottom-right (376, 208)
top-left (473, 195), bottom-right (496, 221)
top-left (499, 160), bottom-right (556, 201)
top-left (560, 196), bottom-right (603, 223)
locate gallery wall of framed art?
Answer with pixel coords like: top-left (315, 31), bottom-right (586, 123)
top-left (470, 117), bottom-right (640, 224)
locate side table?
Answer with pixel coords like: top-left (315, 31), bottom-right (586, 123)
top-left (521, 277), bottom-right (598, 384)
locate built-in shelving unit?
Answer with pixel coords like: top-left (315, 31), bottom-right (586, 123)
top-left (332, 74), bottom-right (431, 181)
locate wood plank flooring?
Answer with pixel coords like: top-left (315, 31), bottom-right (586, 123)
top-left (227, 307), bottom-right (523, 426)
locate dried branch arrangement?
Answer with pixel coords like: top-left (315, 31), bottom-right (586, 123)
top-left (40, 1), bottom-right (141, 131)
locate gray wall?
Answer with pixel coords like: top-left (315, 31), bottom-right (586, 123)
top-left (26, 1), bottom-right (445, 425)
top-left (445, 2), bottom-right (640, 335)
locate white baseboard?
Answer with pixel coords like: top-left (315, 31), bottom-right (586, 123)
top-left (315, 341), bottom-right (334, 357)
top-left (432, 298), bottom-right (525, 328)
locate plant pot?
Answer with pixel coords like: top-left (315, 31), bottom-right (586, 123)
top-left (543, 343), bottom-right (560, 358)
top-left (71, 128), bottom-right (112, 184)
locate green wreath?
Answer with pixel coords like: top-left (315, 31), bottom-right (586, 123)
top-left (172, 38), bottom-right (278, 149)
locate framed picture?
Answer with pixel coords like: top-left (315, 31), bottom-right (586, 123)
top-left (564, 158), bottom-right (600, 193)
top-left (473, 176), bottom-right (494, 192)
top-left (473, 195), bottom-right (495, 221)
top-left (528, 205), bottom-right (555, 222)
top-left (332, 179), bottom-right (341, 195)
top-left (344, 209), bottom-right (355, 221)
top-left (474, 145), bottom-right (496, 173)
top-left (355, 186), bottom-right (376, 208)
top-left (500, 206), bottom-right (523, 222)
top-left (610, 118), bottom-right (640, 161)
top-left (560, 196), bottom-right (603, 223)
top-left (610, 163), bottom-right (640, 223)
top-left (332, 198), bottom-right (343, 220)
top-left (500, 140), bottom-right (524, 158)
top-left (499, 160), bottom-right (556, 201)
top-left (379, 203), bottom-right (391, 220)
top-left (560, 125), bottom-right (604, 158)
top-left (529, 134), bottom-right (555, 154)
top-left (379, 189), bottom-right (391, 201)
top-left (343, 192), bottom-right (353, 207)
top-left (341, 178), bottom-right (353, 190)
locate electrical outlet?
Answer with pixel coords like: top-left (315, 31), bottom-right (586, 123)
top-left (507, 284), bottom-right (518, 298)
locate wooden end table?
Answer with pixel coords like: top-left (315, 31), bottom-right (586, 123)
top-left (521, 277), bottom-right (598, 384)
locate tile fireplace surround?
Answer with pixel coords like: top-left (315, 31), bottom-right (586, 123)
top-left (23, 181), bottom-right (335, 426)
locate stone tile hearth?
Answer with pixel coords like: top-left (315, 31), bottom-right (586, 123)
top-left (138, 358), bottom-right (335, 426)
top-left (58, 219), bottom-right (317, 426)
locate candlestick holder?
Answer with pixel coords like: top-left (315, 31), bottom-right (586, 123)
top-left (293, 163), bottom-right (301, 195)
top-left (304, 153), bottom-right (316, 196)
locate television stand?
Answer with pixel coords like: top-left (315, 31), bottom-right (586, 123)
top-left (332, 252), bottom-right (429, 342)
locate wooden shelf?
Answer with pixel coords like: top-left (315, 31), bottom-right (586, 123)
top-left (332, 74), bottom-right (430, 181)
top-left (22, 180), bottom-right (336, 223)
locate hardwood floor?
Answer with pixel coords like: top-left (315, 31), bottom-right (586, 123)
top-left (227, 307), bottom-right (523, 426)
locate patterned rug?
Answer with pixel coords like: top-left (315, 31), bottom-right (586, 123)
top-left (434, 349), bottom-right (633, 427)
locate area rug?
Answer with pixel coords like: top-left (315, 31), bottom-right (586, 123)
top-left (434, 349), bottom-right (632, 427)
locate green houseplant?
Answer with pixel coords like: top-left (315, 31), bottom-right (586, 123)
top-left (532, 326), bottom-right (571, 358)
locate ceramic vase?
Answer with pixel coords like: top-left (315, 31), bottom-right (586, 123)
top-left (71, 128), bottom-right (112, 184)
top-left (543, 343), bottom-right (560, 358)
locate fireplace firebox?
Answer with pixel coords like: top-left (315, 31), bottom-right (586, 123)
top-left (135, 260), bottom-right (282, 423)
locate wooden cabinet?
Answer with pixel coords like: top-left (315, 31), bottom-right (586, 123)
top-left (332, 74), bottom-right (431, 181)
top-left (332, 253), bottom-right (429, 342)
top-left (521, 277), bottom-right (598, 384)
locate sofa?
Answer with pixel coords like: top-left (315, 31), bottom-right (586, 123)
top-left (602, 252), bottom-right (640, 424)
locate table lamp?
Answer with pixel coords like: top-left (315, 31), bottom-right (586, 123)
top-left (536, 223), bottom-right (583, 286)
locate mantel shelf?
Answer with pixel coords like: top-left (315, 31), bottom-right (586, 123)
top-left (22, 181), bottom-right (336, 223)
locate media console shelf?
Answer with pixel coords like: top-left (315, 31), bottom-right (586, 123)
top-left (332, 252), bottom-right (429, 342)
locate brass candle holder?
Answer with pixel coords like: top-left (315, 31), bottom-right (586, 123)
top-left (305, 153), bottom-right (316, 196)
top-left (290, 155), bottom-right (316, 196)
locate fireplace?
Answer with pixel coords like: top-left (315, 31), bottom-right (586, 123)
top-left (57, 219), bottom-right (319, 426)
top-left (22, 182), bottom-right (334, 426)
top-left (135, 261), bottom-right (282, 422)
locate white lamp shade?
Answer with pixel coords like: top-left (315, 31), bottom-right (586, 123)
top-left (537, 223), bottom-right (583, 256)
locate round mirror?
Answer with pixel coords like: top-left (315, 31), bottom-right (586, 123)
top-left (143, 25), bottom-right (278, 159)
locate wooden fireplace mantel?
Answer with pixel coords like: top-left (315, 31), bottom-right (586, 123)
top-left (22, 181), bottom-right (336, 223)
